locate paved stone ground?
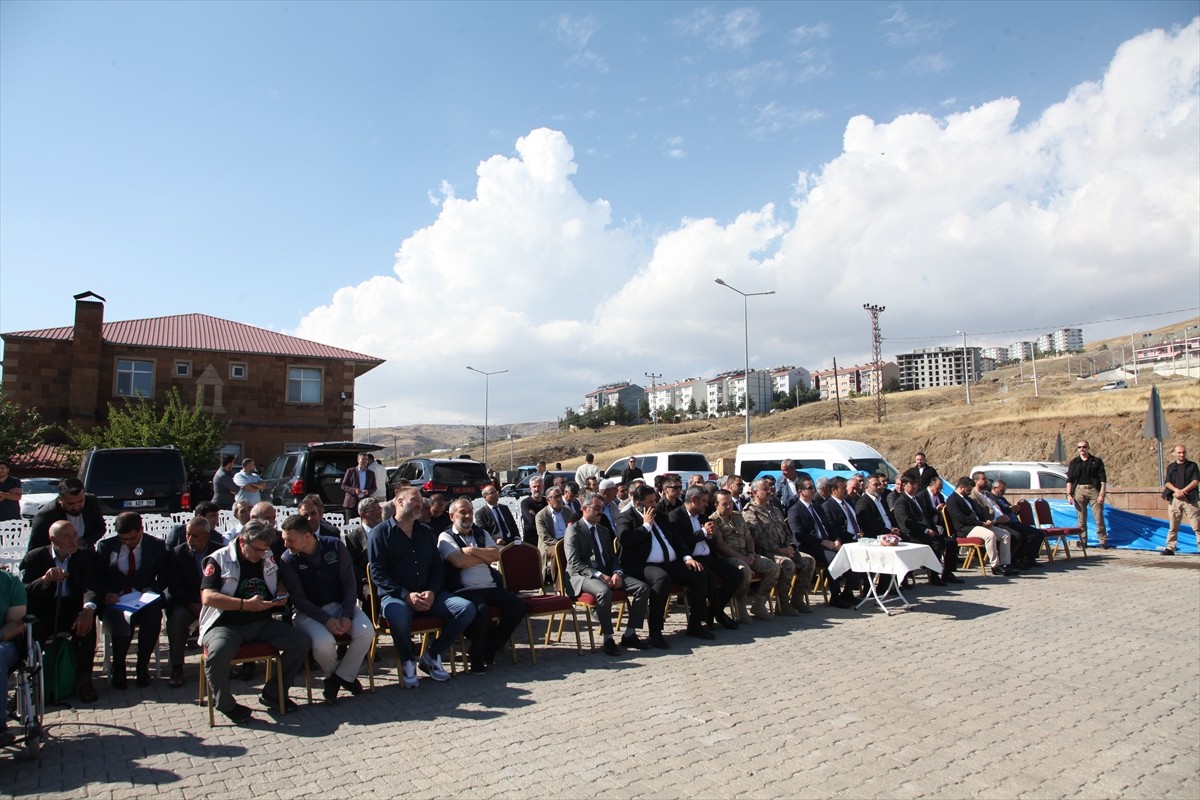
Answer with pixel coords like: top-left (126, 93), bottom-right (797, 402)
top-left (3, 550), bottom-right (1197, 799)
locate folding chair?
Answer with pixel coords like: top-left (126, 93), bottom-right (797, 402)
top-left (941, 506), bottom-right (987, 576)
top-left (1034, 499), bottom-right (1086, 558)
top-left (498, 543), bottom-right (581, 664)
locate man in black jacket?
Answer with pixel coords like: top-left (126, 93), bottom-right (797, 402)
top-left (667, 488), bottom-right (739, 630)
top-left (1163, 444), bottom-right (1200, 556)
top-left (165, 515), bottom-right (221, 687)
top-left (27, 478), bottom-right (106, 552)
top-left (1066, 440), bottom-right (1110, 549)
top-left (97, 512), bottom-right (169, 688)
top-left (892, 476), bottom-right (962, 585)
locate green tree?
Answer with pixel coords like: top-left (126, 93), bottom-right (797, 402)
top-left (883, 377), bottom-right (901, 394)
top-left (69, 386), bottom-right (227, 471)
top-left (0, 392), bottom-right (52, 461)
top-left (687, 397), bottom-right (698, 415)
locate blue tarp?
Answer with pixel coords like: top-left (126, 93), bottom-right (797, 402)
top-left (1043, 499), bottom-right (1195, 554)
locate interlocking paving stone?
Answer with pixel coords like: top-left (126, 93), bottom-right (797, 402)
top-left (2, 551), bottom-right (1197, 798)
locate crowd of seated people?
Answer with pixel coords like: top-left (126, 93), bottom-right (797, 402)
top-left (5, 458), bottom-right (1060, 727)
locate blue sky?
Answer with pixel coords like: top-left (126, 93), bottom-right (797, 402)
top-left (2, 1), bottom-right (1197, 427)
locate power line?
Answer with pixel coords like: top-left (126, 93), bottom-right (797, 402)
top-left (883, 307), bottom-right (1198, 343)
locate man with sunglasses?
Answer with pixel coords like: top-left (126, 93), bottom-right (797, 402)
top-left (1066, 441), bottom-right (1110, 549)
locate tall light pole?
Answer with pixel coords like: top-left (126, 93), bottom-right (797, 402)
top-left (466, 366), bottom-right (507, 469)
top-left (955, 330), bottom-right (971, 405)
top-left (354, 403), bottom-right (385, 445)
top-left (715, 278), bottom-right (775, 444)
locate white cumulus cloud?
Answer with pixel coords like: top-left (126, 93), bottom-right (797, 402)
top-left (296, 20), bottom-right (1199, 429)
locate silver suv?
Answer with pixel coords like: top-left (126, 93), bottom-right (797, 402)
top-left (969, 462), bottom-right (1068, 490)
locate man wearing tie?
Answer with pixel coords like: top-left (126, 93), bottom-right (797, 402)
top-left (474, 485), bottom-right (520, 545)
top-left (164, 515), bottom-right (222, 687)
top-left (667, 487), bottom-right (740, 631)
top-left (564, 493), bottom-right (650, 655)
top-left (97, 512), bottom-right (169, 689)
top-left (821, 477), bottom-right (865, 607)
top-left (615, 485), bottom-right (712, 647)
top-left (891, 476), bottom-right (962, 585)
top-left (787, 479), bottom-right (844, 604)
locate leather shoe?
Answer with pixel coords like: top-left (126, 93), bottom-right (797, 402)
top-left (135, 667), bottom-right (152, 688)
top-left (469, 663), bottom-right (488, 674)
top-left (991, 567), bottom-right (1008, 577)
top-left (110, 669), bottom-right (128, 690)
top-left (928, 576), bottom-right (947, 586)
top-left (259, 694), bottom-right (300, 714)
top-left (685, 626), bottom-right (716, 640)
top-left (168, 667), bottom-right (185, 688)
top-left (221, 703), bottom-right (253, 724)
top-left (829, 597), bottom-right (852, 609)
top-left (715, 611), bottom-right (738, 630)
top-left (647, 633), bottom-right (670, 649)
top-left (322, 676), bottom-right (340, 703)
top-left (1162, 548), bottom-right (1175, 556)
top-left (944, 574), bottom-right (965, 584)
top-left (341, 677), bottom-right (364, 695)
top-left (77, 680), bottom-right (98, 703)
top-left (602, 639), bottom-right (621, 656)
top-left (621, 633), bottom-right (650, 650)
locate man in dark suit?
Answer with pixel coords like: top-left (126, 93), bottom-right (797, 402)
top-left (615, 485), bottom-right (711, 647)
top-left (891, 476), bottom-right (961, 585)
top-left (19, 520), bottom-right (100, 702)
top-left (475, 485), bottom-right (520, 545)
top-left (97, 512), bottom-right (169, 688)
top-left (820, 477), bottom-right (864, 607)
top-left (787, 479), bottom-right (841, 596)
top-left (341, 453), bottom-right (377, 513)
top-left (564, 493), bottom-right (650, 655)
top-left (944, 477), bottom-right (1015, 576)
top-left (901, 452), bottom-right (941, 490)
top-left (164, 515), bottom-right (221, 687)
top-left (27, 477), bottom-right (106, 552)
top-left (667, 487), bottom-right (739, 630)
top-left (166, 501), bottom-right (224, 550)
top-left (854, 474), bottom-right (901, 539)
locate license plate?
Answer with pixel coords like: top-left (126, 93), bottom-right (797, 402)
top-left (123, 499), bottom-right (157, 508)
top-left (452, 487), bottom-right (473, 494)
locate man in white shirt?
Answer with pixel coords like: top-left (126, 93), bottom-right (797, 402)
top-left (233, 459), bottom-right (265, 505)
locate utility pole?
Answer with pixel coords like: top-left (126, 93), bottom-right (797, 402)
top-left (644, 371), bottom-right (662, 445)
top-left (863, 304), bottom-right (886, 423)
top-left (832, 357), bottom-right (843, 428)
top-left (955, 330), bottom-right (971, 405)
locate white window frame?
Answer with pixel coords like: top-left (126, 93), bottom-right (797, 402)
top-left (115, 358), bottom-right (155, 398)
top-left (287, 366), bottom-right (323, 405)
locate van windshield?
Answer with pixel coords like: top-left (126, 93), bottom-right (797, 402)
top-left (849, 458), bottom-right (898, 481)
top-left (667, 454), bottom-right (712, 471)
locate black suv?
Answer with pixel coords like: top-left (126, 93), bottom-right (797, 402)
top-left (261, 441), bottom-right (383, 509)
top-left (78, 446), bottom-right (190, 516)
top-left (388, 457), bottom-right (491, 500)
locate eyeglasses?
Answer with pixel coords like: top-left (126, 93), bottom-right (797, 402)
top-left (248, 543), bottom-right (271, 554)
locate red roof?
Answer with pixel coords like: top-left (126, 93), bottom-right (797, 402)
top-left (3, 313), bottom-right (382, 363)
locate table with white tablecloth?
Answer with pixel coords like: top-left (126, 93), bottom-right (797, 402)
top-left (827, 541), bottom-right (944, 614)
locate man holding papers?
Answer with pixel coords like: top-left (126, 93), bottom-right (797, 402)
top-left (97, 512), bottom-right (168, 689)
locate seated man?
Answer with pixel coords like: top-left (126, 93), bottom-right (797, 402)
top-left (199, 521), bottom-right (311, 723)
top-left (787, 479), bottom-right (844, 604)
top-left (854, 474), bottom-right (902, 539)
top-left (97, 512), bottom-right (169, 689)
top-left (984, 477), bottom-right (1046, 568)
top-left (226, 500), bottom-right (253, 540)
top-left (474, 485), bottom-right (520, 546)
top-left (667, 487), bottom-right (740, 630)
top-left (426, 493), bottom-right (451, 534)
top-left (564, 492), bottom-right (650, 655)
top-left (1, 569), bottom-right (28, 745)
top-left (164, 515), bottom-right (222, 687)
top-left (615, 485), bottom-right (712, 647)
top-left (26, 477), bottom-right (106, 552)
top-left (19, 521), bottom-right (99, 702)
top-left (167, 501), bottom-right (224, 550)
top-left (535, 487), bottom-right (571, 580)
top-left (890, 476), bottom-right (962, 585)
top-left (342, 496), bottom-right (383, 607)
top-left (821, 477), bottom-right (865, 607)
top-left (970, 472), bottom-right (1033, 568)
top-left (296, 495), bottom-right (339, 538)
top-left (945, 477), bottom-right (1015, 576)
top-left (367, 487), bottom-right (475, 687)
top-left (742, 479), bottom-right (815, 616)
top-left (278, 514), bottom-right (374, 703)
top-left (709, 489), bottom-right (778, 622)
top-left (519, 477), bottom-right (548, 546)
top-left (437, 498), bottom-right (526, 672)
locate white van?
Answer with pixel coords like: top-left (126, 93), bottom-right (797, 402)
top-left (734, 440), bottom-right (900, 483)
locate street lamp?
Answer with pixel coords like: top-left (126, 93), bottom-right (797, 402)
top-left (715, 278), bottom-right (775, 444)
top-left (354, 403), bottom-right (385, 445)
top-left (466, 366), bottom-right (508, 469)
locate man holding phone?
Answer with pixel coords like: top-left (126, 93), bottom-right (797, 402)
top-left (199, 520), bottom-right (311, 724)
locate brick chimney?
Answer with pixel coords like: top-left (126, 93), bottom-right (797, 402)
top-left (68, 291), bottom-right (106, 425)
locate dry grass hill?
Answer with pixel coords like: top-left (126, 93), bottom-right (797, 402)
top-left (363, 317), bottom-right (1199, 487)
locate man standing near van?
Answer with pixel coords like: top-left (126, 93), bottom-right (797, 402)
top-left (902, 452), bottom-right (940, 490)
top-left (234, 459), bottom-right (265, 505)
top-left (1066, 441), bottom-right (1110, 549)
top-left (212, 455), bottom-right (239, 511)
top-left (341, 453), bottom-right (377, 513)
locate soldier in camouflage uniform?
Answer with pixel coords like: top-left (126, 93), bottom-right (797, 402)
top-left (741, 478), bottom-right (815, 616)
top-left (707, 489), bottom-right (778, 622)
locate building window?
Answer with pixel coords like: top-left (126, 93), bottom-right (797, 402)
top-left (174, 360), bottom-right (191, 378)
top-left (115, 359), bottom-right (154, 398)
top-left (287, 366), bottom-right (322, 404)
top-left (230, 362), bottom-right (247, 380)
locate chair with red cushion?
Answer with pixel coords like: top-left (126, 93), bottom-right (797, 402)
top-left (1014, 500), bottom-right (1055, 563)
top-left (551, 539), bottom-right (628, 652)
top-left (364, 571), bottom-right (456, 681)
top-left (498, 542), bottom-right (582, 664)
top-left (940, 506), bottom-right (987, 577)
top-left (1033, 499), bottom-right (1086, 558)
top-left (198, 640), bottom-right (312, 728)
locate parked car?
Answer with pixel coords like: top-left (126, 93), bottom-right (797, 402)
top-left (602, 452), bottom-right (718, 487)
top-left (968, 462), bottom-right (1069, 490)
top-left (388, 457), bottom-right (492, 500)
top-left (1100, 380), bottom-right (1128, 391)
top-left (261, 441), bottom-right (383, 509)
top-left (78, 446), bottom-right (190, 516)
top-left (499, 470), bottom-right (574, 498)
top-left (19, 477), bottom-right (60, 519)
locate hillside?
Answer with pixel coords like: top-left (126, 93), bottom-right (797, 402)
top-left (359, 317), bottom-right (1199, 487)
